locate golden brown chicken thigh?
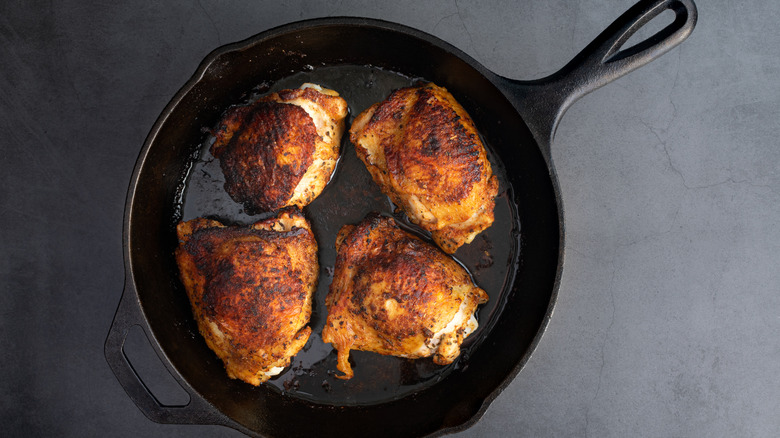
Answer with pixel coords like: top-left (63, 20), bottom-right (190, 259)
top-left (211, 83), bottom-right (348, 214)
top-left (349, 82), bottom-right (498, 253)
top-left (175, 208), bottom-right (318, 385)
top-left (322, 214), bottom-right (488, 380)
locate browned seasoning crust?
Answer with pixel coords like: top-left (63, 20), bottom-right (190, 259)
top-left (211, 85), bottom-right (348, 214)
top-left (175, 208), bottom-right (318, 385)
top-left (349, 82), bottom-right (498, 253)
top-left (322, 214), bottom-right (489, 380)
top-left (212, 102), bottom-right (316, 212)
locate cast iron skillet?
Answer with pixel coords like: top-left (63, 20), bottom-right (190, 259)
top-left (105, 0), bottom-right (697, 436)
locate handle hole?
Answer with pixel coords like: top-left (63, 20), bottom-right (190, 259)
top-left (123, 325), bottom-right (191, 406)
top-left (610, 8), bottom-right (678, 62)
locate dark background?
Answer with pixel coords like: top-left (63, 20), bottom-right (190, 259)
top-left (2, 0), bottom-right (778, 436)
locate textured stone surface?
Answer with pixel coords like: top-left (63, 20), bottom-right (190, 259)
top-left (2, 0), bottom-right (778, 436)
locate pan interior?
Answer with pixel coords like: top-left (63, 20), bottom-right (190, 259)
top-left (127, 21), bottom-right (559, 436)
top-left (179, 64), bottom-right (521, 405)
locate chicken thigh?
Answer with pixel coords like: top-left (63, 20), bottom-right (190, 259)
top-left (349, 82), bottom-right (498, 253)
top-left (175, 208), bottom-right (318, 385)
top-left (322, 214), bottom-right (488, 380)
top-left (211, 83), bottom-right (348, 214)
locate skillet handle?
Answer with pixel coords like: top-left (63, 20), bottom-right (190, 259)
top-left (504, 0), bottom-right (697, 151)
top-left (104, 283), bottom-right (231, 426)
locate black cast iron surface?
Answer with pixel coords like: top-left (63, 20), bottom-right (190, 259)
top-left (106, 20), bottom-right (559, 438)
top-left (105, 1), bottom-right (696, 437)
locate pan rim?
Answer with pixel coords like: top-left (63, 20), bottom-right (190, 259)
top-left (120, 16), bottom-right (564, 437)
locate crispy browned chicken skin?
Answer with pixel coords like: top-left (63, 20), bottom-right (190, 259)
top-left (211, 83), bottom-right (348, 214)
top-left (175, 209), bottom-right (318, 385)
top-left (322, 214), bottom-right (488, 380)
top-left (349, 83), bottom-right (498, 253)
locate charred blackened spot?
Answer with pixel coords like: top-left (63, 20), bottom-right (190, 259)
top-left (421, 134), bottom-right (441, 156)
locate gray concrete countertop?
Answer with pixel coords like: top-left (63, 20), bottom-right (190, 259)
top-left (2, 0), bottom-right (778, 436)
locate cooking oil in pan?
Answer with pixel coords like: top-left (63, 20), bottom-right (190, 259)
top-left (176, 64), bottom-right (521, 405)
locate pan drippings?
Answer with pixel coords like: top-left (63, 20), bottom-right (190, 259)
top-left (177, 65), bottom-right (520, 405)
